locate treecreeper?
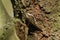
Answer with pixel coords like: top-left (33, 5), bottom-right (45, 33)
top-left (11, 0), bottom-right (60, 40)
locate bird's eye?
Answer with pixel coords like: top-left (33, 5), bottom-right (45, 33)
top-left (26, 0), bottom-right (29, 2)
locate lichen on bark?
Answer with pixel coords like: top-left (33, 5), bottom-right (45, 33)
top-left (11, 0), bottom-right (60, 40)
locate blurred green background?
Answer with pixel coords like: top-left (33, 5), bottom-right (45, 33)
top-left (0, 0), bottom-right (19, 40)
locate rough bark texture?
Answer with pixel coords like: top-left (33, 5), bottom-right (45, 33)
top-left (11, 0), bottom-right (60, 40)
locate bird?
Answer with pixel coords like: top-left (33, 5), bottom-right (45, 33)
top-left (25, 13), bottom-right (36, 24)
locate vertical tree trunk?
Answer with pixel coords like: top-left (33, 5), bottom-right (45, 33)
top-left (1, 0), bottom-right (60, 40)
